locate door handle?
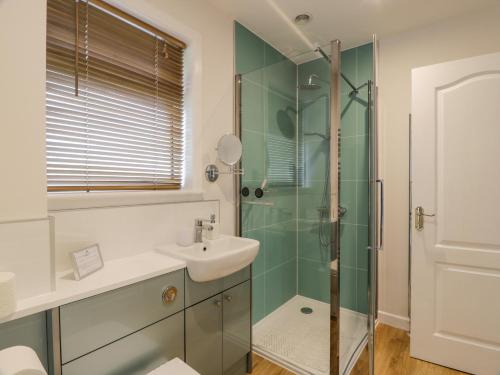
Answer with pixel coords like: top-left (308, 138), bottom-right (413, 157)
top-left (377, 179), bottom-right (384, 250)
top-left (415, 206), bottom-right (435, 231)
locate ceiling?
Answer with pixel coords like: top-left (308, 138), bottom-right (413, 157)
top-left (208, 0), bottom-right (498, 63)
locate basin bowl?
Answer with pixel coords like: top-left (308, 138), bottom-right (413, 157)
top-left (156, 235), bottom-right (259, 282)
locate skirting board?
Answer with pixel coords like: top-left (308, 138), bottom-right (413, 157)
top-left (378, 311), bottom-right (410, 331)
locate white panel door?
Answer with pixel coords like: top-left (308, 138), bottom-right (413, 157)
top-left (411, 52), bottom-right (500, 375)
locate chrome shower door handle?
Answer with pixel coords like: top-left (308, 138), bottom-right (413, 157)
top-left (377, 179), bottom-right (384, 250)
top-left (415, 206), bottom-right (435, 231)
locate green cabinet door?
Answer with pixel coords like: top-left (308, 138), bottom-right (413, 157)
top-left (185, 294), bottom-right (223, 375)
top-left (223, 281), bottom-right (251, 375)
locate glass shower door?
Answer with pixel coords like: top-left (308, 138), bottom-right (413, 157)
top-left (236, 23), bottom-right (333, 374)
top-left (332, 39), bottom-right (378, 375)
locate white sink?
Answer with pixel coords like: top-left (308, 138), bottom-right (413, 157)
top-left (156, 235), bottom-right (260, 282)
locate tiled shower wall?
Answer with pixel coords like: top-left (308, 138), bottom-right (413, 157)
top-left (339, 44), bottom-right (373, 314)
top-left (237, 21), bottom-right (373, 322)
top-left (236, 23), bottom-right (298, 324)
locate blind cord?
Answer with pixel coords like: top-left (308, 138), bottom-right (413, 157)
top-left (75, 0), bottom-right (79, 96)
top-left (84, 0), bottom-right (89, 191)
top-left (154, 37), bottom-right (159, 186)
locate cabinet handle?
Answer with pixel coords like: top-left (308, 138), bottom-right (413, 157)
top-left (224, 295), bottom-right (232, 302)
top-left (162, 286), bottom-right (177, 304)
top-left (214, 300), bottom-right (222, 307)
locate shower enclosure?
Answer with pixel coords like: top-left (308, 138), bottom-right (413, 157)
top-left (235, 23), bottom-right (379, 375)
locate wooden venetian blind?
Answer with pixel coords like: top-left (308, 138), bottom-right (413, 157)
top-left (46, 0), bottom-right (186, 191)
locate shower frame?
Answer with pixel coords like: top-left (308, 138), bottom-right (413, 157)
top-left (327, 37), bottom-right (380, 375)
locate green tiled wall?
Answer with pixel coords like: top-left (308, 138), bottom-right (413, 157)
top-left (297, 58), bottom-right (331, 303)
top-left (236, 20), bottom-right (373, 322)
top-left (339, 43), bottom-right (373, 314)
top-left (236, 23), bottom-right (298, 324)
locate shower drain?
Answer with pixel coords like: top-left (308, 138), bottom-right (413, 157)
top-left (300, 307), bottom-right (313, 314)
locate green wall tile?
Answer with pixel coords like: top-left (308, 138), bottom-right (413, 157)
top-left (340, 223), bottom-right (356, 268)
top-left (265, 225), bottom-right (296, 269)
top-left (265, 260), bottom-right (297, 315)
top-left (341, 94), bottom-right (357, 138)
top-left (298, 187), bottom-right (324, 221)
top-left (241, 76), bottom-right (264, 134)
top-left (298, 258), bottom-right (330, 303)
top-left (241, 129), bottom-right (266, 182)
top-left (252, 274), bottom-right (266, 324)
top-left (235, 23), bottom-right (265, 75)
top-left (356, 135), bottom-right (369, 181)
top-left (266, 192), bottom-right (296, 225)
top-left (340, 180), bottom-right (356, 224)
top-left (356, 182), bottom-right (369, 226)
top-left (355, 92), bottom-right (369, 136)
top-left (356, 269), bottom-right (368, 314)
top-left (267, 91), bottom-right (296, 138)
top-left (298, 221), bottom-right (321, 262)
top-left (304, 140), bottom-right (329, 182)
top-left (341, 48), bottom-right (357, 94)
top-left (340, 266), bottom-right (357, 310)
top-left (240, 199), bottom-right (268, 231)
top-left (244, 228), bottom-right (266, 277)
top-left (265, 44), bottom-right (286, 67)
top-left (356, 225), bottom-right (369, 271)
top-left (357, 43), bottom-right (373, 86)
top-left (340, 136), bottom-right (356, 181)
top-left (265, 59), bottom-right (297, 98)
top-left (301, 97), bottom-right (330, 136)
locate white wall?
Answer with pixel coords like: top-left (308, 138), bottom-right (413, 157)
top-left (0, 0), bottom-right (236, 291)
top-left (0, 0), bottom-right (47, 222)
top-left (378, 3), bottom-right (500, 328)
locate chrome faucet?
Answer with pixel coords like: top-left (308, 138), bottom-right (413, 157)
top-left (194, 214), bottom-right (215, 243)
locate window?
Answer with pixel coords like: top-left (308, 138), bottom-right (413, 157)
top-left (46, 0), bottom-right (186, 191)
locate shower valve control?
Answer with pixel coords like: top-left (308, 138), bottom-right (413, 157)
top-left (255, 188), bottom-right (264, 198)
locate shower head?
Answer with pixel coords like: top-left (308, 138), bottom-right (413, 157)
top-left (298, 74), bottom-right (321, 90)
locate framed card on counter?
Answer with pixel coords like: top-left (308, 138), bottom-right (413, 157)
top-left (70, 244), bottom-right (104, 280)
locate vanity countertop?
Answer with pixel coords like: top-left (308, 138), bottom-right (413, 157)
top-left (0, 252), bottom-right (186, 324)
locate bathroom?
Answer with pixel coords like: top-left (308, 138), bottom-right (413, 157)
top-left (0, 1), bottom-right (499, 375)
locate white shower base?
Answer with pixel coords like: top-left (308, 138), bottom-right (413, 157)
top-left (253, 295), bottom-right (366, 375)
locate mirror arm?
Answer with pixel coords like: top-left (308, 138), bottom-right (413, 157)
top-left (205, 165), bottom-right (244, 182)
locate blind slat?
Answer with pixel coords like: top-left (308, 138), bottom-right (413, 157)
top-left (47, 0), bottom-right (185, 191)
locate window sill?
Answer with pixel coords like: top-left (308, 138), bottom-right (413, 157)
top-left (48, 189), bottom-right (205, 211)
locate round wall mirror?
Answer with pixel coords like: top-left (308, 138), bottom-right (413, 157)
top-left (217, 134), bottom-right (242, 166)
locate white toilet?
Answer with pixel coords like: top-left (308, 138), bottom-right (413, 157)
top-left (0, 347), bottom-right (197, 375)
top-left (0, 346), bottom-right (47, 375)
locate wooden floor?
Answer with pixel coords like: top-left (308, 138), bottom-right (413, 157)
top-left (351, 324), bottom-right (467, 375)
top-left (251, 353), bottom-right (294, 375)
top-left (251, 324), bottom-right (468, 375)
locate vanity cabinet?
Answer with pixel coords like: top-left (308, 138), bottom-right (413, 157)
top-left (185, 294), bottom-right (223, 375)
top-left (222, 281), bottom-right (251, 374)
top-left (62, 312), bottom-right (184, 375)
top-left (3, 266), bottom-right (252, 375)
top-left (185, 280), bottom-right (251, 375)
top-left (59, 269), bottom-right (184, 364)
